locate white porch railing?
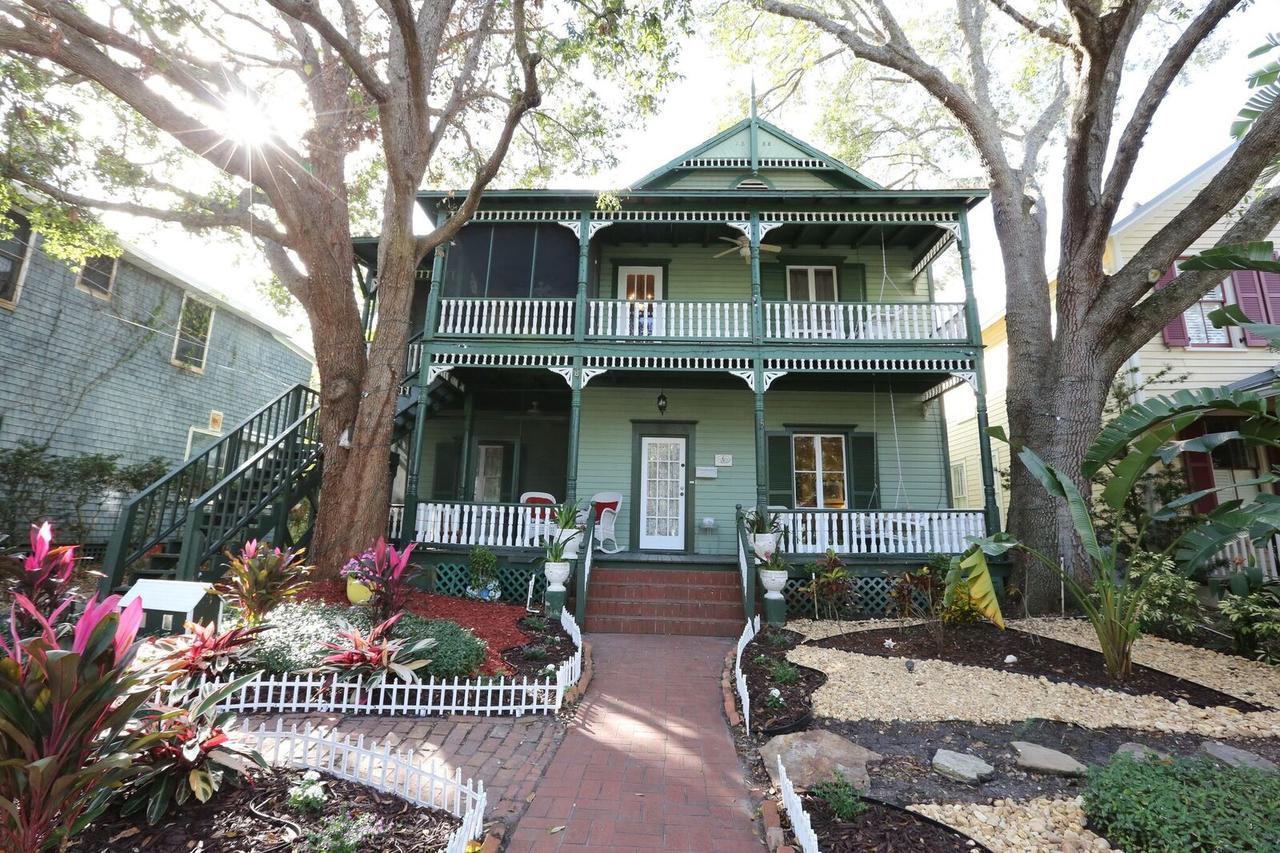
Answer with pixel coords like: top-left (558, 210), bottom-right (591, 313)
top-left (776, 509), bottom-right (986, 555)
top-left (587, 299), bottom-right (751, 339)
top-left (763, 301), bottom-right (968, 342)
top-left (413, 501), bottom-right (556, 548)
top-left (437, 298), bottom-right (574, 337)
top-left (1213, 533), bottom-right (1280, 580)
top-left (388, 503), bottom-right (405, 539)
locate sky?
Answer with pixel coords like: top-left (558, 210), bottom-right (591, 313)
top-left (105, 4), bottom-right (1274, 343)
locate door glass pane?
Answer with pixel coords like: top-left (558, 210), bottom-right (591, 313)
top-left (813, 268), bottom-right (837, 301)
top-left (793, 435), bottom-right (816, 472)
top-left (787, 268), bottom-right (810, 300)
top-left (821, 436), bottom-right (845, 472)
top-left (794, 473), bottom-right (817, 507)
top-left (821, 475), bottom-right (847, 508)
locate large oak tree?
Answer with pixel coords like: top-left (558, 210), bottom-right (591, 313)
top-left (0, 0), bottom-right (684, 575)
top-left (739, 0), bottom-right (1280, 607)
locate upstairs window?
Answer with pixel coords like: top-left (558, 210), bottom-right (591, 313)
top-left (1162, 262), bottom-right (1280, 348)
top-left (950, 461), bottom-right (968, 502)
top-left (786, 266), bottom-right (838, 302)
top-left (1182, 281), bottom-right (1230, 346)
top-left (77, 255), bottom-right (117, 299)
top-left (793, 433), bottom-right (847, 509)
top-left (172, 294), bottom-right (214, 371)
top-left (0, 212), bottom-right (33, 306)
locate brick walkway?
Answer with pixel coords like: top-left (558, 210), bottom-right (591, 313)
top-left (242, 712), bottom-right (564, 826)
top-left (506, 634), bottom-right (763, 853)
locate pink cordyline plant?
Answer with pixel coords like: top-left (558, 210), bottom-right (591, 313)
top-left (6, 523), bottom-right (88, 630)
top-left (0, 591), bottom-right (161, 853)
top-left (356, 539), bottom-right (417, 622)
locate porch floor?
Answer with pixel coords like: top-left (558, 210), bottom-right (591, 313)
top-left (505, 634), bottom-right (762, 852)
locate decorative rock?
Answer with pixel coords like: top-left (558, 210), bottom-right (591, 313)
top-left (761, 730), bottom-right (882, 791)
top-left (1200, 740), bottom-right (1278, 771)
top-left (1010, 741), bottom-right (1087, 777)
top-left (1004, 655), bottom-right (1018, 664)
top-left (1114, 742), bottom-right (1170, 762)
top-left (932, 749), bottom-right (996, 784)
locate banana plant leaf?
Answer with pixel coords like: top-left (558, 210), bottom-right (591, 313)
top-left (1171, 494), bottom-right (1280, 573)
top-left (1150, 473), bottom-right (1280, 521)
top-left (1178, 241), bottom-right (1280, 273)
top-left (945, 547), bottom-right (1005, 629)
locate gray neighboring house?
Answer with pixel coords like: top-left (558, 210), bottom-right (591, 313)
top-left (0, 209), bottom-right (314, 543)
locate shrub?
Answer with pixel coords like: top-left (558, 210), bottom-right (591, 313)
top-left (213, 540), bottom-right (311, 625)
top-left (810, 773), bottom-right (867, 822)
top-left (939, 579), bottom-right (985, 626)
top-left (318, 613), bottom-right (437, 685)
top-left (469, 546), bottom-right (498, 589)
top-left (305, 813), bottom-right (383, 853)
top-left (522, 615), bottom-right (547, 632)
top-left (1128, 551), bottom-right (1203, 641)
top-left (889, 564), bottom-right (944, 619)
top-left (391, 614), bottom-right (486, 678)
top-left (522, 644), bottom-right (548, 661)
top-left (122, 673), bottom-right (267, 824)
top-left (1084, 755), bottom-right (1280, 852)
top-left (0, 594), bottom-right (157, 853)
top-left (1218, 582), bottom-right (1280, 662)
top-left (3, 522), bottom-right (83, 631)
top-left (801, 550), bottom-right (856, 620)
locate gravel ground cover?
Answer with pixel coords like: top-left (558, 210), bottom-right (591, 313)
top-left (787, 643), bottom-right (1280, 737)
top-left (910, 796), bottom-right (1110, 853)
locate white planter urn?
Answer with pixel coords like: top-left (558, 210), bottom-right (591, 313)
top-left (544, 560), bottom-right (572, 593)
top-left (749, 533), bottom-right (778, 561)
top-left (758, 568), bottom-right (789, 600)
top-left (558, 528), bottom-right (580, 560)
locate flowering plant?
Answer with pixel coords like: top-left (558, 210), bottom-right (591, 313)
top-left (213, 539), bottom-right (311, 625)
top-left (343, 539), bottom-right (417, 622)
top-left (0, 592), bottom-right (157, 852)
top-left (287, 770), bottom-right (328, 812)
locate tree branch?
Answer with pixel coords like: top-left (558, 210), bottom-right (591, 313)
top-left (264, 0), bottom-right (391, 102)
top-left (984, 0), bottom-right (1073, 48)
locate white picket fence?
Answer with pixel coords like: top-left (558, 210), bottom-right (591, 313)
top-left (587, 299), bottom-right (752, 339)
top-left (241, 720), bottom-right (486, 853)
top-left (185, 609), bottom-right (582, 717)
top-left (777, 509), bottom-right (986, 555)
top-left (1213, 533), bottom-right (1280, 581)
top-left (437, 297), bottom-right (575, 337)
top-left (762, 301), bottom-right (967, 342)
top-left (414, 501), bottom-right (557, 548)
top-left (733, 615), bottom-right (761, 737)
top-left (776, 755), bottom-right (820, 853)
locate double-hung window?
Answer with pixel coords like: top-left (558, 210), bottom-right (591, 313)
top-left (792, 433), bottom-right (848, 509)
top-left (0, 212), bottom-right (33, 306)
top-left (77, 256), bottom-right (117, 299)
top-left (173, 294), bottom-right (214, 371)
top-left (786, 266), bottom-right (838, 337)
top-left (1181, 280), bottom-right (1230, 347)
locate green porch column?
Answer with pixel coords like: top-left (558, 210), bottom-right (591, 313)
top-left (958, 209), bottom-right (1001, 534)
top-left (749, 213), bottom-right (769, 514)
top-left (574, 210), bottom-right (590, 342)
top-left (459, 389), bottom-right (475, 499)
top-left (403, 213), bottom-right (450, 539)
top-left (748, 212), bottom-right (763, 345)
top-left (753, 382), bottom-right (768, 512)
top-left (566, 363), bottom-right (582, 503)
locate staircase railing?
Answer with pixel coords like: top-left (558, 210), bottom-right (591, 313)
top-left (575, 512), bottom-right (596, 624)
top-left (175, 402), bottom-right (322, 580)
top-left (736, 506), bottom-right (757, 621)
top-left (101, 384), bottom-right (318, 589)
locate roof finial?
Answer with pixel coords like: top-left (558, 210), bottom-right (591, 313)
top-left (749, 72), bottom-right (759, 175)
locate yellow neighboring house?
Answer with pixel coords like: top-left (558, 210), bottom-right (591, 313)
top-left (945, 145), bottom-right (1280, 576)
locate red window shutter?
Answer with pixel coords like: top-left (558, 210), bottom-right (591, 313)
top-left (1232, 270), bottom-right (1267, 346)
top-left (1260, 267), bottom-right (1280, 324)
top-left (1156, 265), bottom-right (1190, 346)
top-left (1180, 421), bottom-right (1218, 513)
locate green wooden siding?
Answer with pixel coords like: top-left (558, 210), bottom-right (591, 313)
top-left (418, 412), bottom-right (568, 502)
top-left (594, 244), bottom-right (925, 303)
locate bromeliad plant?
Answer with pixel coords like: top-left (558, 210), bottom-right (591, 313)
top-left (0, 594), bottom-right (158, 853)
top-left (317, 613), bottom-right (437, 686)
top-left (213, 539), bottom-right (312, 626)
top-left (122, 672), bottom-right (267, 824)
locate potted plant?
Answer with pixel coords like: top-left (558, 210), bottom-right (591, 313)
top-left (553, 501), bottom-right (582, 560)
top-left (465, 545), bottom-right (502, 602)
top-left (341, 548), bottom-right (375, 605)
top-left (758, 550), bottom-right (791, 600)
top-left (745, 509), bottom-right (782, 560)
top-left (542, 538), bottom-right (573, 594)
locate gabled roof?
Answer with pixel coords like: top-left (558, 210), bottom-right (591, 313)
top-left (630, 115), bottom-right (882, 191)
top-left (1109, 143), bottom-right (1238, 235)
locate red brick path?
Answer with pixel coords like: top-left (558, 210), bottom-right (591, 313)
top-left (506, 634), bottom-right (764, 852)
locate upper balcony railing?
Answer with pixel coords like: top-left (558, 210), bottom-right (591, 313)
top-left (432, 297), bottom-right (969, 343)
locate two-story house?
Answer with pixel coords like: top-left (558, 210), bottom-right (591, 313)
top-left (98, 116), bottom-right (1002, 632)
top-left (0, 211), bottom-right (314, 548)
top-left (944, 144), bottom-right (1280, 578)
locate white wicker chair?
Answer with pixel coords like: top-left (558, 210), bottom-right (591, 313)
top-left (519, 492), bottom-right (558, 544)
top-left (587, 491), bottom-right (623, 554)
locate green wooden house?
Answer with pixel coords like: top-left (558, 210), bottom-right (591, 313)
top-left (101, 116), bottom-right (1001, 635)
top-left (362, 116), bottom-right (1002, 634)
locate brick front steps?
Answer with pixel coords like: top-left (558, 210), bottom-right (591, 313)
top-left (584, 567), bottom-right (743, 636)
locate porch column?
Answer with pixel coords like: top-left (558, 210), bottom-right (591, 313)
top-left (958, 209), bottom-right (1001, 533)
top-left (403, 211), bottom-right (449, 540)
top-left (566, 362), bottom-right (582, 503)
top-left (753, 376), bottom-right (768, 513)
top-left (749, 212), bottom-right (763, 345)
top-left (574, 209), bottom-right (590, 342)
top-left (459, 389), bottom-right (475, 500)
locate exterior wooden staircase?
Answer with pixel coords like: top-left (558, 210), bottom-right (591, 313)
top-left (583, 566), bottom-right (743, 636)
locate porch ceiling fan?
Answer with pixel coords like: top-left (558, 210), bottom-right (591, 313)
top-left (712, 235), bottom-right (783, 263)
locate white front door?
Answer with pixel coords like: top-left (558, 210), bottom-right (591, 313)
top-left (617, 265), bottom-right (664, 336)
top-left (639, 436), bottom-right (686, 550)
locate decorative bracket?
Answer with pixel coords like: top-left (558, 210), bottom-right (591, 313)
top-left (548, 367), bottom-right (575, 387)
top-left (729, 370), bottom-right (756, 391)
top-left (951, 370), bottom-right (978, 390)
top-left (758, 222), bottom-right (785, 240)
top-left (761, 370), bottom-right (788, 392)
top-left (581, 368), bottom-right (607, 386)
top-left (548, 366), bottom-right (609, 388)
top-left (725, 221), bottom-right (752, 239)
top-left (426, 365), bottom-right (454, 385)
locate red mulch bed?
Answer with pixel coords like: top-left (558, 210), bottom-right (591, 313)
top-left (301, 581), bottom-right (533, 675)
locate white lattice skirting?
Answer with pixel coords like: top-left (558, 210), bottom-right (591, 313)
top-left (186, 609), bottom-right (583, 717)
top-left (241, 721), bottom-right (487, 853)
